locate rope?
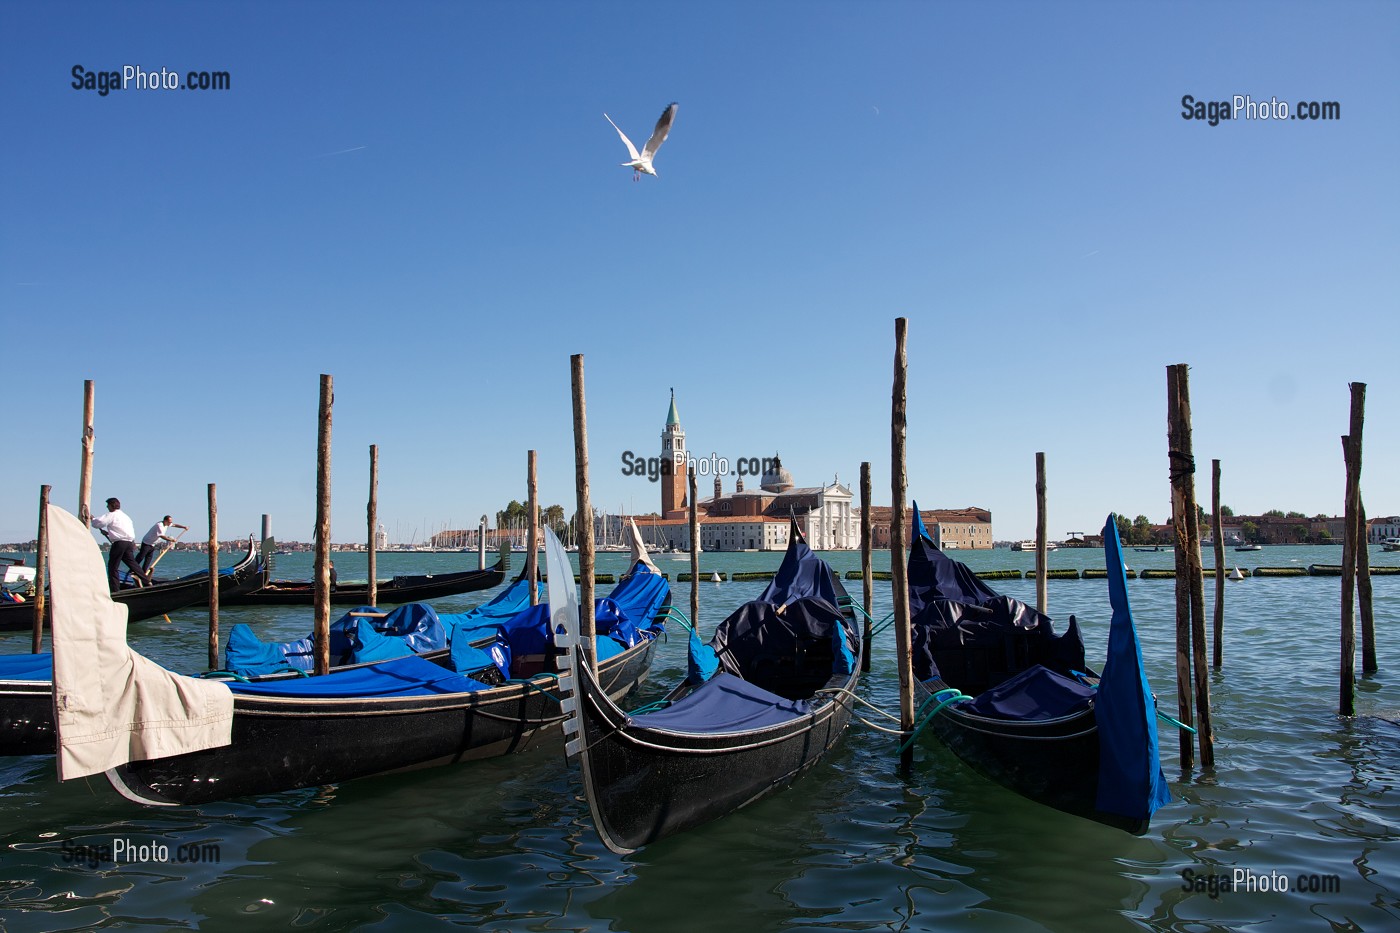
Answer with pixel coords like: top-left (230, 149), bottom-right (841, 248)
top-left (897, 688), bottom-right (972, 755)
top-left (814, 686), bottom-right (902, 724)
top-left (1168, 448), bottom-right (1196, 484)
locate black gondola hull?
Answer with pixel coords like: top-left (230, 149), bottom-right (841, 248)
top-left (0, 681), bottom-right (52, 756)
top-left (221, 563), bottom-right (504, 607)
top-left (0, 542), bottom-right (262, 631)
top-left (571, 659), bottom-right (859, 853)
top-left (106, 638), bottom-right (656, 805)
top-left (916, 677), bottom-right (1147, 834)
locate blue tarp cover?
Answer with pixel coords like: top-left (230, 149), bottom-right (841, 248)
top-left (629, 672), bottom-right (811, 732)
top-left (1095, 515), bottom-right (1172, 821)
top-left (224, 603), bottom-right (446, 676)
top-left (962, 664), bottom-right (1095, 721)
top-left (440, 577), bottom-right (542, 649)
top-left (0, 652), bottom-right (53, 682)
top-left (227, 654), bottom-right (490, 698)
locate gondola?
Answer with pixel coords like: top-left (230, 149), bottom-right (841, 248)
top-left (36, 506), bottom-right (671, 805)
top-left (906, 507), bottom-right (1169, 834)
top-left (556, 519), bottom-right (862, 854)
top-left (222, 551), bottom-right (506, 607)
top-left (0, 536), bottom-right (264, 632)
top-left (0, 538), bottom-right (266, 757)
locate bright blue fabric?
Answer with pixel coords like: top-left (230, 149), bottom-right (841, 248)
top-left (226, 654), bottom-right (489, 698)
top-left (223, 603), bottom-right (446, 676)
top-left (628, 672), bottom-right (811, 732)
top-left (345, 618), bottom-right (414, 665)
top-left (962, 664), bottom-right (1095, 720)
top-left (1095, 515), bottom-right (1172, 821)
top-left (441, 578), bottom-right (542, 648)
top-left (0, 652), bottom-right (53, 681)
top-left (686, 629), bottom-right (720, 685)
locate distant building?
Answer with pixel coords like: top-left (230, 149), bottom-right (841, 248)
top-left (864, 506), bottom-right (994, 550)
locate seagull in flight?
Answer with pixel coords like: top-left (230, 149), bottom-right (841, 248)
top-left (604, 102), bottom-right (678, 181)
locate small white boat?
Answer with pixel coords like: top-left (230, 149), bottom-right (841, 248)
top-left (1384, 537), bottom-right (1400, 552)
top-left (1235, 543), bottom-right (1263, 552)
top-left (1011, 540), bottom-right (1057, 551)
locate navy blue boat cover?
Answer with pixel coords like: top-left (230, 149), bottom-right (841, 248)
top-left (962, 664), bottom-right (1095, 720)
top-left (0, 652), bottom-right (53, 682)
top-left (907, 500), bottom-right (1086, 693)
top-left (227, 654), bottom-right (490, 698)
top-left (1095, 515), bottom-right (1171, 821)
top-left (629, 672), bottom-right (812, 732)
top-left (691, 529), bottom-right (858, 701)
top-left (757, 520), bottom-right (847, 608)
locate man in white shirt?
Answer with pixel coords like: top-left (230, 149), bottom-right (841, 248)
top-left (137, 515), bottom-right (188, 574)
top-left (91, 497), bottom-right (151, 591)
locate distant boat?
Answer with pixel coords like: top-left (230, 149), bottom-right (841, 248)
top-left (1384, 537), bottom-right (1400, 552)
top-left (1235, 543), bottom-right (1263, 552)
top-left (1132, 546), bottom-right (1164, 552)
top-left (1012, 540), bottom-right (1057, 551)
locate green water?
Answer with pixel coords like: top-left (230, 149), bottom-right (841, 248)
top-left (2, 547), bottom-right (1398, 930)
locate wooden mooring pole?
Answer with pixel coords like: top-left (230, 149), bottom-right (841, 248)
top-left (527, 450), bottom-right (540, 606)
top-left (1167, 364), bottom-right (1213, 768)
top-left (890, 318), bottom-right (916, 770)
top-left (32, 485), bottom-right (50, 654)
top-left (1211, 459), bottom-right (1225, 669)
top-left (207, 484), bottom-right (219, 670)
top-left (1035, 452), bottom-right (1047, 615)
top-left (78, 380), bottom-right (94, 528)
top-left (571, 355), bottom-right (596, 670)
top-left (1358, 497), bottom-right (1376, 674)
top-left (367, 445), bottom-right (379, 608)
top-left (313, 374), bottom-right (333, 677)
top-left (860, 461), bottom-right (873, 673)
top-left (689, 468), bottom-right (699, 630)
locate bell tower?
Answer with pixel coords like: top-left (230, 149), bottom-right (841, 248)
top-left (661, 389), bottom-right (687, 517)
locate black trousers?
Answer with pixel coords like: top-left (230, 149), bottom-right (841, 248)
top-left (136, 542), bottom-right (156, 573)
top-left (108, 539), bottom-right (146, 591)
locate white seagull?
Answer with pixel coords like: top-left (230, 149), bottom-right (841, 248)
top-left (604, 102), bottom-right (678, 180)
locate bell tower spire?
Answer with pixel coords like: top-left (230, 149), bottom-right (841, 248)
top-left (661, 388), bottom-right (688, 517)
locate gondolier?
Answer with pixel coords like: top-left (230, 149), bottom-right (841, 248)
top-left (137, 515), bottom-right (188, 573)
top-left (91, 497), bottom-right (150, 590)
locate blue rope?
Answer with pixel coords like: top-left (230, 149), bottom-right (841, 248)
top-left (897, 687), bottom-right (972, 755)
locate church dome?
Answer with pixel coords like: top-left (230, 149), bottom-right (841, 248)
top-left (760, 455), bottom-right (794, 493)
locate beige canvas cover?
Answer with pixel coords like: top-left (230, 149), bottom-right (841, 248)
top-left (627, 518), bottom-right (660, 575)
top-left (47, 504), bottom-right (233, 781)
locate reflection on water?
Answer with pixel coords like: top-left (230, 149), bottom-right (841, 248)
top-left (1, 550), bottom-right (1398, 930)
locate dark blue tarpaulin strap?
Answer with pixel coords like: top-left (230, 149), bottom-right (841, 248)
top-left (1095, 514), bottom-right (1172, 821)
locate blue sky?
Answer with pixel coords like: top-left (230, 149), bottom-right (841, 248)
top-left (2, 1), bottom-right (1396, 544)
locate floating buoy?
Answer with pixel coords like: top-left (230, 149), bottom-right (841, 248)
top-left (711, 572), bottom-right (721, 583)
top-left (1229, 566), bottom-right (1244, 581)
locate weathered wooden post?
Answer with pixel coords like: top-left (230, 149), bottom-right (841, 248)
top-left (478, 516), bottom-right (486, 570)
top-left (78, 380), bottom-right (94, 528)
top-left (261, 514), bottom-right (271, 547)
top-left (689, 467), bottom-right (699, 630)
top-left (860, 461), bottom-right (873, 673)
top-left (314, 374), bottom-right (333, 677)
top-left (1358, 496), bottom-right (1376, 674)
top-left (571, 354), bottom-right (596, 670)
top-left (1035, 452), bottom-right (1048, 615)
top-left (367, 444), bottom-right (379, 607)
top-left (890, 318), bottom-right (916, 769)
top-left (1167, 363), bottom-right (1213, 768)
top-left (207, 484), bottom-right (219, 670)
top-left (1211, 459), bottom-right (1225, 669)
top-left (527, 450), bottom-right (540, 605)
top-left (32, 485), bottom-right (50, 654)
